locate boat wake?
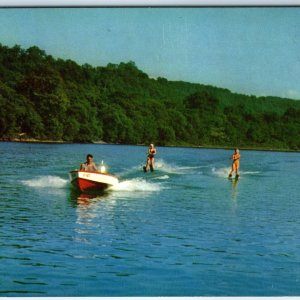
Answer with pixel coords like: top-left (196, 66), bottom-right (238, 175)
top-left (212, 167), bottom-right (231, 178)
top-left (21, 176), bottom-right (69, 188)
top-left (116, 159), bottom-right (200, 177)
top-left (153, 175), bottom-right (170, 180)
top-left (242, 171), bottom-right (261, 175)
top-left (21, 174), bottom-right (162, 198)
top-left (211, 167), bottom-right (261, 178)
top-left (154, 159), bottom-right (202, 175)
top-left (116, 160), bottom-right (177, 177)
top-left (109, 178), bottom-right (162, 192)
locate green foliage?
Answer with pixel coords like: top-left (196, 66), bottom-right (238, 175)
top-left (0, 43), bottom-right (299, 150)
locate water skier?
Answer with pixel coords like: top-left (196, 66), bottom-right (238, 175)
top-left (144, 144), bottom-right (157, 172)
top-left (229, 148), bottom-right (240, 179)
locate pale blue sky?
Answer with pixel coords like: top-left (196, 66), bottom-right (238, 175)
top-left (0, 7), bottom-right (300, 99)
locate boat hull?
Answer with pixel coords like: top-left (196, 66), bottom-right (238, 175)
top-left (70, 170), bottom-right (119, 192)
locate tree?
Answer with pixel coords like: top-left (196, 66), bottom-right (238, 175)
top-left (1, 43), bottom-right (300, 150)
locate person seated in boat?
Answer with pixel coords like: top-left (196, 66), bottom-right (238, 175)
top-left (229, 148), bottom-right (240, 178)
top-left (80, 154), bottom-right (98, 171)
top-left (145, 144), bottom-right (157, 172)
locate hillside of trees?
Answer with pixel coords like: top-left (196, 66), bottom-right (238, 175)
top-left (0, 44), bottom-right (300, 150)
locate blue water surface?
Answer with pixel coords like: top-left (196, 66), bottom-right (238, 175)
top-left (0, 142), bottom-right (299, 296)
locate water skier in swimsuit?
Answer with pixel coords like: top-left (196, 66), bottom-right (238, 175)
top-left (144, 144), bottom-right (157, 172)
top-left (229, 148), bottom-right (240, 179)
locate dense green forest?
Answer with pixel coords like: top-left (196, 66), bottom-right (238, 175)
top-left (0, 44), bottom-right (300, 150)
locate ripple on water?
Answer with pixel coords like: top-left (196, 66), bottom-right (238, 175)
top-left (1, 144), bottom-right (300, 296)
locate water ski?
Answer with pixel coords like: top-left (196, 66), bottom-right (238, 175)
top-left (143, 166), bottom-right (147, 172)
top-left (228, 174), bottom-right (239, 180)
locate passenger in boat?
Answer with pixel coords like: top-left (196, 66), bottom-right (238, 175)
top-left (229, 148), bottom-right (240, 178)
top-left (80, 154), bottom-right (98, 171)
top-left (145, 144), bottom-right (157, 172)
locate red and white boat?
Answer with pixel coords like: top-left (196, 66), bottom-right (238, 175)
top-left (70, 170), bottom-right (119, 192)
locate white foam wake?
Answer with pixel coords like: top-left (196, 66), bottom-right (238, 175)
top-left (212, 167), bottom-right (261, 177)
top-left (212, 167), bottom-right (231, 178)
top-left (21, 176), bottom-right (69, 188)
top-left (241, 171), bottom-right (261, 175)
top-left (154, 175), bottom-right (170, 180)
top-left (154, 159), bottom-right (188, 174)
top-left (117, 159), bottom-right (202, 177)
top-left (109, 178), bottom-right (162, 192)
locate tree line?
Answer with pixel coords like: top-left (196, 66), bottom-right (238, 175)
top-left (0, 44), bottom-right (299, 150)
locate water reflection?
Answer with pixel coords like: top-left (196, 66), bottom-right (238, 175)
top-left (69, 188), bottom-right (108, 204)
top-left (76, 192), bottom-right (105, 205)
top-left (230, 177), bottom-right (239, 201)
top-left (69, 188), bottom-right (116, 226)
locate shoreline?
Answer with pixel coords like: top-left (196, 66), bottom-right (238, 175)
top-left (1, 138), bottom-right (299, 153)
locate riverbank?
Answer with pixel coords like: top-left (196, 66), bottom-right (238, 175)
top-left (0, 137), bottom-right (108, 145)
top-left (1, 137), bottom-right (299, 153)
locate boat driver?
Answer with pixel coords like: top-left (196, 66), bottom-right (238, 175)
top-left (80, 154), bottom-right (98, 171)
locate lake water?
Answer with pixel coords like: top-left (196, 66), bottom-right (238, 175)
top-left (0, 142), bottom-right (299, 297)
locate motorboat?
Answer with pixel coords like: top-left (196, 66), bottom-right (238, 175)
top-left (69, 169), bottom-right (119, 192)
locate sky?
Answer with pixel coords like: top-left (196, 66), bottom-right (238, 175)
top-left (0, 7), bottom-right (300, 99)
